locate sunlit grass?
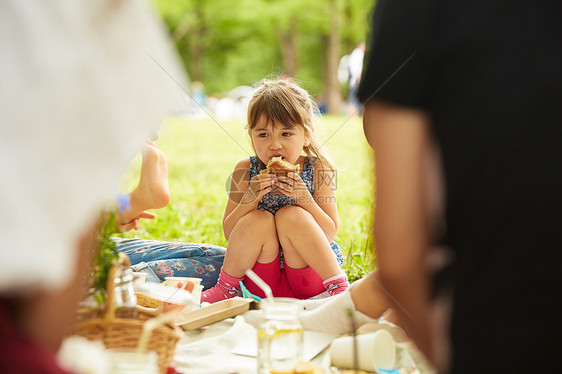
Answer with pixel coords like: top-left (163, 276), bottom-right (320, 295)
top-left (119, 114), bottom-right (375, 281)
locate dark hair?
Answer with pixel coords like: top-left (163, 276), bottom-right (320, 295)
top-left (246, 79), bottom-right (334, 169)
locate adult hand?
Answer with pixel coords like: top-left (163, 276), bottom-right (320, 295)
top-left (119, 211), bottom-right (155, 232)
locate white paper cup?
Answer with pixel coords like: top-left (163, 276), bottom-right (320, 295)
top-left (191, 284), bottom-right (203, 306)
top-left (164, 276), bottom-right (202, 288)
top-left (329, 329), bottom-right (396, 371)
top-left (132, 272), bottom-right (147, 288)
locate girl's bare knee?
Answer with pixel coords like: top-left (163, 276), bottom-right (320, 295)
top-left (250, 210), bottom-right (276, 230)
top-left (232, 210), bottom-right (276, 240)
top-left (236, 209), bottom-right (273, 228)
top-left (275, 205), bottom-right (313, 231)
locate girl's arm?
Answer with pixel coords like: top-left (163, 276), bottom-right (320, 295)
top-left (222, 158), bottom-right (277, 239)
top-left (309, 161), bottom-right (339, 241)
top-left (276, 160), bottom-right (339, 242)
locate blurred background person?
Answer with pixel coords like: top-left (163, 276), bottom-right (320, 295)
top-left (0, 0), bottom-right (186, 372)
top-left (348, 41), bottom-right (365, 115)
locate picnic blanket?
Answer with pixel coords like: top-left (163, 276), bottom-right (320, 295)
top-left (172, 314), bottom-right (435, 374)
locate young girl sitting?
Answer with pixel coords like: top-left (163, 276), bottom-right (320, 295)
top-left (201, 79), bottom-right (349, 303)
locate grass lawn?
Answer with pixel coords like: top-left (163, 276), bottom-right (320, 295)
top-left (119, 114), bottom-right (375, 281)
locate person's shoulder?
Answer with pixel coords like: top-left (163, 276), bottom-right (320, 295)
top-left (233, 157), bottom-right (251, 170)
top-left (313, 157), bottom-right (334, 171)
top-left (312, 157), bottom-right (336, 187)
top-left (230, 158), bottom-right (252, 185)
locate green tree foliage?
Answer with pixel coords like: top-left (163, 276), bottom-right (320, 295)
top-left (151, 0), bottom-right (375, 98)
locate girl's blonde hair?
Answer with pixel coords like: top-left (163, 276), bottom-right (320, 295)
top-left (246, 78), bottom-right (334, 169)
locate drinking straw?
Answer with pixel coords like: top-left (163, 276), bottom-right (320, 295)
top-left (240, 282), bottom-right (263, 302)
top-left (245, 269), bottom-right (274, 301)
top-left (347, 308), bottom-right (358, 371)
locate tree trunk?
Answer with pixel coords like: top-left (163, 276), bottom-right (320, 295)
top-left (278, 16), bottom-right (298, 77)
top-left (191, 0), bottom-right (205, 82)
top-left (324, 0), bottom-right (341, 114)
top-left (342, 0), bottom-right (354, 53)
top-left (191, 44), bottom-right (203, 82)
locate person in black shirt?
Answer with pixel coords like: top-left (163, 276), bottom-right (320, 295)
top-left (356, 0), bottom-right (562, 372)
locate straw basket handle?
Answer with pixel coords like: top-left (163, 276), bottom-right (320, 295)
top-left (103, 266), bottom-right (118, 321)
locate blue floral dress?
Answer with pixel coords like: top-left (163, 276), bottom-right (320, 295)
top-left (250, 156), bottom-right (343, 267)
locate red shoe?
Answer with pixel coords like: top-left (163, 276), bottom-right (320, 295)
top-left (200, 269), bottom-right (244, 304)
top-left (323, 274), bottom-right (349, 296)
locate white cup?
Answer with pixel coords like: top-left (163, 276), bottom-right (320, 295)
top-left (191, 284), bottom-right (203, 306)
top-left (132, 272), bottom-right (147, 288)
top-left (164, 277), bottom-right (203, 305)
top-left (329, 329), bottom-right (396, 371)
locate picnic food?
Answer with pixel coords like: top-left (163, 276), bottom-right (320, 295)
top-left (269, 361), bottom-right (326, 374)
top-left (260, 156), bottom-right (300, 175)
top-left (269, 362), bottom-right (370, 374)
top-left (136, 292), bottom-right (163, 309)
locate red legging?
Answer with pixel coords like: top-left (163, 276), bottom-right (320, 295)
top-left (242, 253), bottom-right (325, 299)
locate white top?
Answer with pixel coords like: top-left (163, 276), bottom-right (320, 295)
top-left (0, 0), bottom-right (187, 293)
top-left (348, 46), bottom-right (365, 86)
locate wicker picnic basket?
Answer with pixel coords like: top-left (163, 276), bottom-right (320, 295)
top-left (72, 267), bottom-right (182, 373)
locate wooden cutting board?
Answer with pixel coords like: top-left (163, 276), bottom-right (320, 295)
top-left (176, 297), bottom-right (255, 330)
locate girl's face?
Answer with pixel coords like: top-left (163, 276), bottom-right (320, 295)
top-left (250, 116), bottom-right (310, 165)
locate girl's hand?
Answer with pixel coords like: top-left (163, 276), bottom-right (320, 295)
top-left (241, 174), bottom-right (277, 206)
top-left (275, 172), bottom-right (313, 205)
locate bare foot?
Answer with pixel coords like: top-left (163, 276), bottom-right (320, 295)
top-left (135, 143), bottom-right (170, 209)
top-left (120, 143), bottom-right (170, 225)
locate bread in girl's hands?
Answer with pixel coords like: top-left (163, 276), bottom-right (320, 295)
top-left (260, 156), bottom-right (300, 175)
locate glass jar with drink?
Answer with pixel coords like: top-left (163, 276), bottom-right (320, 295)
top-left (257, 298), bottom-right (303, 374)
